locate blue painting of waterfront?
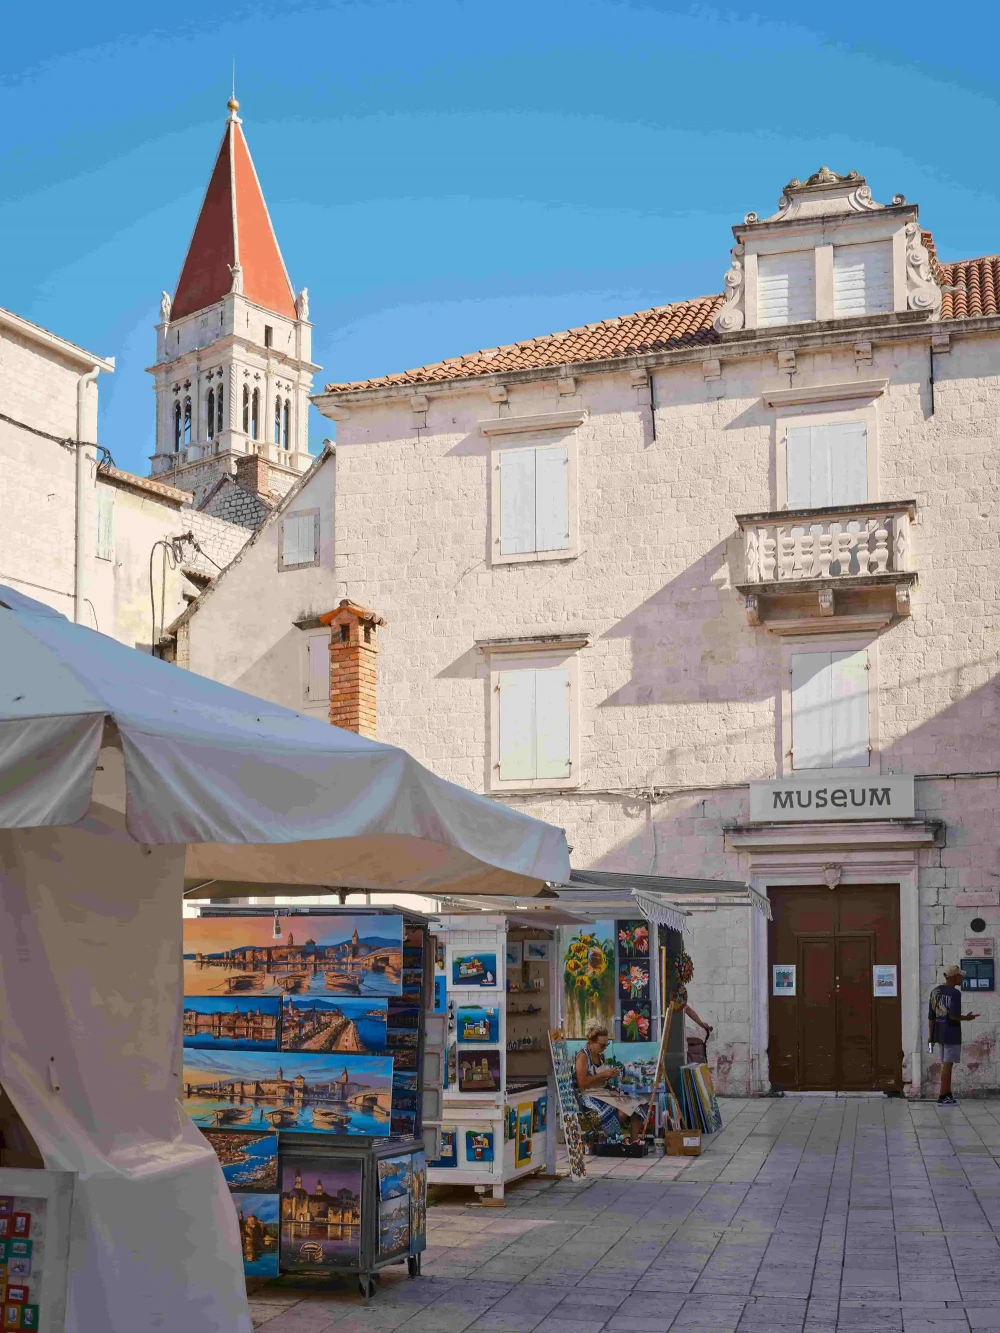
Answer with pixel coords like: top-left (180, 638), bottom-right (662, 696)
top-left (202, 1129), bottom-right (278, 1191)
top-left (281, 997), bottom-right (387, 1054)
top-left (233, 1192), bottom-right (280, 1277)
top-left (183, 997), bottom-right (281, 1050)
top-left (183, 914), bottom-right (403, 998)
top-left (183, 1050), bottom-right (393, 1136)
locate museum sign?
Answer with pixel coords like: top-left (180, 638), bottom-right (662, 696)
top-left (749, 775), bottom-right (915, 823)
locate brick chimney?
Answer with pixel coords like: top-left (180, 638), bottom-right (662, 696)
top-left (318, 600), bottom-right (385, 738)
top-left (234, 451), bottom-right (271, 497)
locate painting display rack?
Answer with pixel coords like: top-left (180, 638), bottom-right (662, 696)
top-left (183, 906), bottom-right (431, 1297)
top-left (425, 914), bottom-right (555, 1202)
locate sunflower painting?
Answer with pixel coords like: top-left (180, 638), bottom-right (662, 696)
top-left (561, 922), bottom-right (615, 1038)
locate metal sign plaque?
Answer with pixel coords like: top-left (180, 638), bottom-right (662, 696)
top-left (749, 775), bottom-right (915, 823)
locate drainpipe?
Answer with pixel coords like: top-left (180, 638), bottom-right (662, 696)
top-left (75, 367), bottom-right (101, 624)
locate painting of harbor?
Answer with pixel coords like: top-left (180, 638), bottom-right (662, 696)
top-left (233, 1192), bottom-right (280, 1277)
top-left (378, 1194), bottom-right (409, 1257)
top-left (281, 997), bottom-right (387, 1053)
top-left (280, 1160), bottom-right (362, 1270)
top-left (183, 915), bottom-right (403, 998)
top-left (183, 1051), bottom-right (393, 1135)
top-left (377, 1153), bottom-right (412, 1201)
top-left (183, 997), bottom-right (281, 1050)
top-left (202, 1129), bottom-right (278, 1191)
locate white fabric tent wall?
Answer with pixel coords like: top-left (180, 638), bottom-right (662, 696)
top-left (0, 807), bottom-right (249, 1333)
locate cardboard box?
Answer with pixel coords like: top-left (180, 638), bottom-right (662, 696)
top-left (663, 1130), bottom-right (702, 1157)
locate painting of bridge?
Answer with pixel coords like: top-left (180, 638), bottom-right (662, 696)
top-left (183, 915), bottom-right (403, 998)
top-left (182, 1050), bottom-right (393, 1135)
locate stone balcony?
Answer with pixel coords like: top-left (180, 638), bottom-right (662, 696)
top-left (735, 500), bottom-right (917, 634)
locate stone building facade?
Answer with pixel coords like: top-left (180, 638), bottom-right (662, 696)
top-left (178, 167), bottom-right (1000, 1097)
top-left (0, 303), bottom-right (248, 646)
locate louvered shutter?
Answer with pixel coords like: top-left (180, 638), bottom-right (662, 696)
top-left (786, 423), bottom-right (867, 508)
top-left (757, 250), bottom-right (815, 326)
top-left (791, 652), bottom-right (830, 769)
top-left (282, 513), bottom-right (315, 566)
top-left (307, 635), bottom-right (330, 700)
top-left (96, 490), bottom-right (115, 561)
top-left (833, 242), bottom-right (893, 317)
top-left (791, 650), bottom-right (868, 769)
top-left (534, 445), bottom-right (570, 552)
top-left (829, 649), bottom-right (869, 767)
top-left (534, 668), bottom-right (571, 778)
top-left (498, 670), bottom-right (536, 780)
top-left (499, 449), bottom-right (536, 555)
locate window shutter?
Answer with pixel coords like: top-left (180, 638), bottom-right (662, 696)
top-left (757, 250), bottom-right (815, 327)
top-left (96, 490), bottom-right (115, 561)
top-left (829, 649), bottom-right (869, 767)
top-left (283, 513), bottom-right (315, 566)
top-left (786, 423), bottom-right (867, 508)
top-left (791, 650), bottom-right (868, 769)
top-left (791, 652), bottom-right (831, 770)
top-left (534, 667), bottom-right (571, 778)
top-left (833, 242), bottom-right (893, 317)
top-left (534, 445), bottom-right (570, 553)
top-left (499, 449), bottom-right (536, 555)
top-left (498, 670), bottom-right (537, 780)
top-left (307, 635), bottom-right (330, 700)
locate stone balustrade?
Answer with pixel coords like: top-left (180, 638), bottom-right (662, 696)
top-left (738, 501), bottom-right (915, 584)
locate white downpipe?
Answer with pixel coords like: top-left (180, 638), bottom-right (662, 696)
top-left (75, 367), bottom-right (101, 624)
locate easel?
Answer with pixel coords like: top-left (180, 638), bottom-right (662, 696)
top-left (641, 946), bottom-right (682, 1137)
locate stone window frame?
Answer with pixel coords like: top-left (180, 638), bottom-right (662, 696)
top-left (778, 631), bottom-right (881, 779)
top-left (480, 636), bottom-right (586, 794)
top-left (481, 411), bottom-right (585, 568)
top-left (767, 382), bottom-right (885, 511)
top-left (278, 508), bottom-right (321, 572)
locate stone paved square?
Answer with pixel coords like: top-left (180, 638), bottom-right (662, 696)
top-left (249, 1097), bottom-right (1000, 1332)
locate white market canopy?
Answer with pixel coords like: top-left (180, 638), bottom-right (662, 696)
top-left (0, 586), bottom-right (569, 895)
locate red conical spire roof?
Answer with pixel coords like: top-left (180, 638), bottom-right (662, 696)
top-left (171, 100), bottom-right (297, 322)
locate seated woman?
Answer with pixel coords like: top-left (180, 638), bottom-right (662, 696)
top-left (574, 1020), bottom-right (647, 1143)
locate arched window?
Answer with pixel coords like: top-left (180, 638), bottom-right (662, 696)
top-left (251, 388), bottom-right (260, 440)
top-left (207, 388), bottom-right (215, 439)
top-left (173, 401), bottom-right (182, 452)
top-left (217, 378), bottom-right (225, 433)
top-left (242, 385), bottom-right (250, 434)
top-left (274, 396), bottom-right (282, 445)
top-left (183, 397), bottom-right (192, 446)
top-left (283, 399), bottom-right (290, 449)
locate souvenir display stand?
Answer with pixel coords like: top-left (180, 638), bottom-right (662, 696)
top-left (426, 916), bottom-right (556, 1201)
top-left (184, 906), bottom-right (440, 1297)
top-left (0, 1168), bottom-right (73, 1332)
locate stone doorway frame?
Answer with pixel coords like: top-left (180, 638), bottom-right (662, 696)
top-left (726, 820), bottom-right (941, 1096)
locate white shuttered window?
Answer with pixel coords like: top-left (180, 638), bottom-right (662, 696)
top-left (498, 444), bottom-right (570, 556)
top-left (306, 634), bottom-right (330, 701)
top-left (96, 490), bottom-right (115, 561)
top-left (281, 512), bottom-right (318, 568)
top-left (757, 250), bottom-right (815, 326)
top-left (498, 667), bottom-right (571, 782)
top-left (786, 421), bottom-right (867, 509)
top-left (833, 242), bottom-right (893, 317)
top-left (791, 650), bottom-right (869, 769)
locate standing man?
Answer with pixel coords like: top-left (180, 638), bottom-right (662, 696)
top-left (928, 964), bottom-right (979, 1105)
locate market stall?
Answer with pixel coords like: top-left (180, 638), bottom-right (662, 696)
top-left (0, 586), bottom-right (569, 1332)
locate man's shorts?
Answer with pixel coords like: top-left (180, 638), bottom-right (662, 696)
top-left (935, 1043), bottom-right (962, 1063)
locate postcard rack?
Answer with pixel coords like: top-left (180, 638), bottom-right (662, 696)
top-left (425, 915), bottom-right (555, 1202)
top-left (182, 906), bottom-right (433, 1297)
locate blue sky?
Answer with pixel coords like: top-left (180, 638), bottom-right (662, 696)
top-left (5, 0), bottom-right (1000, 476)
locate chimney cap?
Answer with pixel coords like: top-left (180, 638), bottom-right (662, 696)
top-left (318, 599), bottom-right (386, 628)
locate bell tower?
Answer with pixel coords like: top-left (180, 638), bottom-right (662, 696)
top-left (148, 98), bottom-right (320, 506)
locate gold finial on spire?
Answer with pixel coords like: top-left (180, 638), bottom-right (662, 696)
top-left (228, 96), bottom-right (240, 112)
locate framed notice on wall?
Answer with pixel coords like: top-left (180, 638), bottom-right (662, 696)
top-left (772, 965), bottom-right (795, 997)
top-left (872, 965), bottom-right (898, 997)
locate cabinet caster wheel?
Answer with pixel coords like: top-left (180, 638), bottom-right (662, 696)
top-left (407, 1255), bottom-right (421, 1277)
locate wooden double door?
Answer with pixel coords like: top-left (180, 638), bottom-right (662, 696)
top-left (767, 885), bottom-right (902, 1092)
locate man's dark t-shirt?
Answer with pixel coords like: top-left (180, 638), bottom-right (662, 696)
top-left (928, 983), bottom-right (962, 1046)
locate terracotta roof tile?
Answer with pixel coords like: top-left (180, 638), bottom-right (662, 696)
top-left (324, 244), bottom-right (1000, 395)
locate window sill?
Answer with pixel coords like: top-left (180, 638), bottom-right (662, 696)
top-left (492, 546), bottom-right (578, 567)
